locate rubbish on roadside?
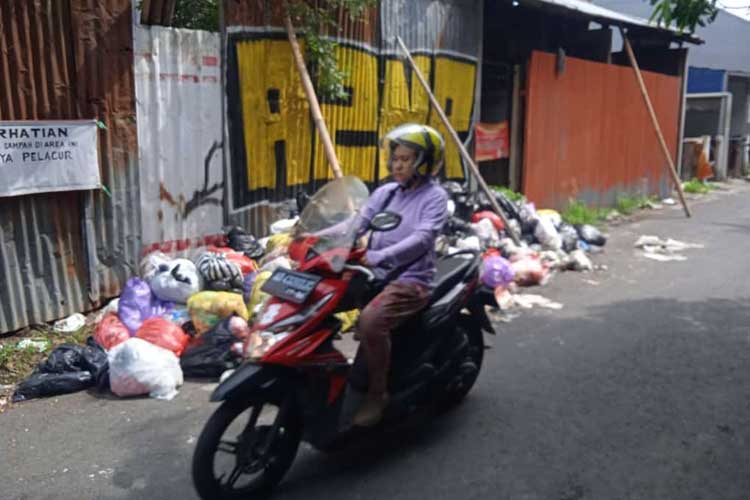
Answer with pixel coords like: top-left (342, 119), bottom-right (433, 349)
top-left (270, 217), bottom-right (298, 235)
top-left (534, 216), bottom-right (562, 250)
top-left (446, 199), bottom-right (456, 217)
top-left (108, 338), bottom-right (183, 400)
top-left (481, 256), bottom-right (515, 288)
top-left (195, 251), bottom-right (244, 293)
top-left (567, 249), bottom-right (593, 272)
top-left (227, 226), bottom-right (265, 260)
top-left (471, 211), bottom-right (505, 232)
top-left (511, 294), bottom-right (563, 310)
top-left (493, 285), bottom-right (515, 310)
top-left (205, 246), bottom-right (258, 275)
top-left (511, 255), bottom-right (549, 286)
top-left (537, 209), bottom-right (562, 228)
top-left (539, 250), bottom-right (565, 270)
top-left (52, 313), bottom-right (87, 333)
top-left (228, 316), bottom-right (251, 340)
top-left (94, 314), bottom-right (131, 351)
top-left (139, 251), bottom-right (171, 282)
top-left (180, 318), bottom-right (243, 378)
top-left (135, 318), bottom-right (190, 357)
top-left (242, 271), bottom-right (257, 304)
top-left (335, 310), bottom-right (360, 333)
top-left (102, 298), bottom-right (120, 316)
top-left (265, 233), bottom-right (293, 253)
top-left (260, 256), bottom-right (292, 274)
top-left (576, 224), bottom-right (607, 246)
top-left (557, 222), bottom-right (580, 253)
top-left (13, 338), bottom-right (109, 402)
top-left (188, 291), bottom-right (249, 335)
top-left (118, 277), bottom-right (173, 333)
top-left (162, 305), bottom-right (191, 326)
top-left (17, 339), bottom-right (50, 353)
top-left (634, 235), bottom-right (703, 262)
top-left (662, 197), bottom-right (676, 205)
top-left (247, 271), bottom-right (273, 318)
top-left (471, 219), bottom-right (500, 245)
top-left (150, 259), bottom-right (202, 303)
top-left (456, 235), bottom-right (481, 251)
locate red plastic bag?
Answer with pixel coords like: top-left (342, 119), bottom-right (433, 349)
top-left (135, 318), bottom-right (190, 357)
top-left (206, 246), bottom-right (258, 275)
top-left (471, 211), bottom-right (505, 232)
top-left (94, 314), bottom-right (131, 351)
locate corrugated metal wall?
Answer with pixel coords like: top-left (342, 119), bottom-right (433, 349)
top-left (224, 0), bottom-right (481, 236)
top-left (523, 50), bottom-right (680, 209)
top-left (0, 0), bottom-right (139, 333)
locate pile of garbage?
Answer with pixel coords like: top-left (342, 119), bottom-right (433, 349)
top-left (13, 222), bottom-right (300, 403)
top-left (439, 183), bottom-right (607, 311)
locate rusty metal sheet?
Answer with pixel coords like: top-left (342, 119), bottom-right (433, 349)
top-left (0, 0), bottom-right (139, 333)
top-left (522, 50), bottom-right (681, 209)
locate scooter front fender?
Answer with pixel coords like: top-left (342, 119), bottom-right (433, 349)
top-left (210, 363), bottom-right (292, 403)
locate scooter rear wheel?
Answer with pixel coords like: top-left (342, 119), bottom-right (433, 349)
top-left (192, 396), bottom-right (301, 499)
top-left (438, 320), bottom-right (484, 410)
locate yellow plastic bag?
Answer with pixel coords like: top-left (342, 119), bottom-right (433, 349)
top-left (187, 291), bottom-right (249, 335)
top-left (334, 309), bottom-right (360, 333)
top-left (247, 271), bottom-right (273, 319)
top-left (266, 233), bottom-right (292, 252)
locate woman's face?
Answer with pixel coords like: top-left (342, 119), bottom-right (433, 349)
top-left (390, 144), bottom-right (417, 185)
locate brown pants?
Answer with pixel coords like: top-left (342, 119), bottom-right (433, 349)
top-left (358, 281), bottom-right (431, 395)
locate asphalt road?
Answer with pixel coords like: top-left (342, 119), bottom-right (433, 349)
top-left (3, 183), bottom-right (750, 500)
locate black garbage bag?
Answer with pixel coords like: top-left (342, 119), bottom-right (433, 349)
top-left (576, 224), bottom-right (607, 246)
top-left (226, 226), bottom-right (265, 260)
top-left (493, 191), bottom-right (521, 223)
top-left (180, 318), bottom-right (242, 378)
top-left (13, 337), bottom-right (108, 402)
top-left (558, 222), bottom-right (580, 253)
top-left (296, 191), bottom-right (311, 212)
top-left (13, 372), bottom-right (93, 402)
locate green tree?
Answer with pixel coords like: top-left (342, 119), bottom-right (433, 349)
top-left (648, 0), bottom-right (719, 32)
top-left (172, 0), bottom-right (219, 31)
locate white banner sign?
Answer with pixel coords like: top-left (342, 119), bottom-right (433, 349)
top-left (0, 120), bottom-right (101, 197)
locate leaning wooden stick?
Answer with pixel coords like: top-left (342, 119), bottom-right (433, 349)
top-left (284, 12), bottom-right (343, 179)
top-left (396, 36), bottom-right (522, 244)
top-left (621, 29), bottom-right (691, 218)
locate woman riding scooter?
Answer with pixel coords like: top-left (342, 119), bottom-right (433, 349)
top-left (353, 123), bottom-right (449, 426)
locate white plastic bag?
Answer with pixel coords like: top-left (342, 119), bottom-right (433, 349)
top-left (270, 217), bottom-right (298, 235)
top-left (456, 236), bottom-right (481, 251)
top-left (139, 251), bottom-right (171, 283)
top-left (534, 216), bottom-right (562, 251)
top-left (471, 218), bottom-right (500, 244)
top-left (150, 258), bottom-right (202, 303)
top-left (108, 338), bottom-right (183, 400)
top-left (260, 256), bottom-right (292, 273)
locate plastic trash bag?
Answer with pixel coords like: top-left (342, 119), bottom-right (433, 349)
top-left (162, 305), bottom-right (191, 326)
top-left (205, 246), bottom-right (258, 275)
top-left (471, 211), bottom-right (505, 232)
top-left (266, 233), bottom-right (293, 253)
top-left (52, 313), bottom-right (86, 333)
top-left (471, 219), bottom-right (500, 244)
top-left (150, 259), bottom-right (202, 303)
top-left (247, 271), bottom-right (273, 318)
top-left (242, 271), bottom-right (257, 304)
top-left (576, 224), bottom-right (607, 246)
top-left (270, 217), bottom-right (298, 235)
top-left (95, 314), bottom-right (132, 351)
top-left (534, 216), bottom-right (562, 251)
top-left (481, 256), bottom-right (515, 288)
top-left (180, 317), bottom-right (243, 378)
top-left (335, 310), bottom-right (360, 333)
top-left (139, 251), bottom-right (171, 282)
top-left (537, 209), bottom-right (562, 228)
top-left (227, 226), bottom-right (265, 260)
top-left (260, 256), bottom-right (292, 274)
top-left (13, 338), bottom-right (109, 402)
top-left (188, 291), bottom-right (249, 335)
top-left (511, 255), bottom-right (549, 286)
top-left (195, 251), bottom-right (244, 293)
top-left (558, 223), bottom-right (580, 253)
top-left (567, 249), bottom-right (593, 271)
top-left (108, 338), bottom-right (183, 400)
top-left (136, 317), bottom-right (190, 357)
top-left (119, 277), bottom-right (160, 333)
top-left (456, 236), bottom-right (481, 252)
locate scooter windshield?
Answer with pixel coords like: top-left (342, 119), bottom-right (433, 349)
top-left (293, 176), bottom-right (370, 272)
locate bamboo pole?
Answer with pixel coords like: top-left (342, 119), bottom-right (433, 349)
top-left (621, 29), bottom-right (691, 218)
top-left (284, 12), bottom-right (343, 179)
top-left (396, 37), bottom-right (522, 245)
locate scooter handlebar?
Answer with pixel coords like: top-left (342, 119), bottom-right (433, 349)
top-left (342, 264), bottom-right (375, 282)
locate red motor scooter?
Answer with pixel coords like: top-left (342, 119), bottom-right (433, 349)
top-left (192, 176), bottom-right (495, 499)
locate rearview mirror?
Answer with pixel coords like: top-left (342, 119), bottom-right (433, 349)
top-left (370, 211), bottom-right (402, 232)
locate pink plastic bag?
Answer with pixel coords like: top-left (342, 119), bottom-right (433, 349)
top-left (511, 256), bottom-right (549, 286)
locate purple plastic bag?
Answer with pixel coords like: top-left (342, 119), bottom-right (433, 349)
top-left (118, 277), bottom-right (174, 334)
top-left (242, 271), bottom-right (257, 304)
top-left (481, 256), bottom-right (515, 288)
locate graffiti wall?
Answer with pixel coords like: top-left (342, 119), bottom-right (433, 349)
top-left (135, 25), bottom-right (225, 255)
top-left (225, 0), bottom-right (482, 231)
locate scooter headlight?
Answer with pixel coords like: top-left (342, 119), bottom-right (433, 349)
top-left (246, 330), bottom-right (290, 360)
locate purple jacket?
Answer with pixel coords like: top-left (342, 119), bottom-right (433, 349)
top-left (361, 179), bottom-right (448, 289)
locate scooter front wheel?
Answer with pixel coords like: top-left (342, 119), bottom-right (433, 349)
top-left (192, 395), bottom-right (302, 499)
